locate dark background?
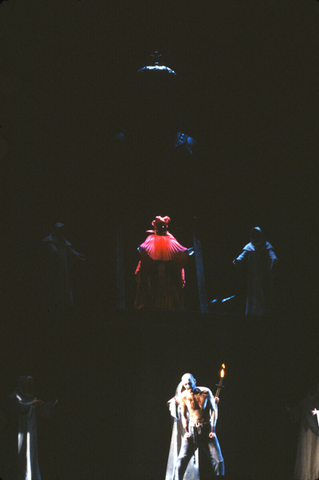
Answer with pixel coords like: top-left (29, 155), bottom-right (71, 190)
top-left (0, 1), bottom-right (318, 479)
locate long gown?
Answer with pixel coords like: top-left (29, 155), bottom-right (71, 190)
top-left (235, 228), bottom-right (278, 315)
top-left (294, 393), bottom-right (319, 480)
top-left (42, 234), bottom-right (83, 306)
top-left (134, 232), bottom-right (189, 311)
top-left (7, 377), bottom-right (55, 480)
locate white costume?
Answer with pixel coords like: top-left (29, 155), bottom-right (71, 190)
top-left (294, 393), bottom-right (319, 480)
top-left (165, 382), bottom-right (199, 480)
top-left (8, 376), bottom-right (55, 480)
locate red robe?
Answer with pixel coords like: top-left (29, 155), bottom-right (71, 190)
top-left (134, 233), bottom-right (188, 311)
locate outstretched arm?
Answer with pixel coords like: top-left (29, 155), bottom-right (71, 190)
top-left (233, 249), bottom-right (248, 266)
top-left (69, 247), bottom-right (86, 261)
top-left (37, 399), bottom-right (58, 419)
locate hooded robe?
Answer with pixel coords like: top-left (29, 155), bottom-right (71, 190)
top-left (235, 227), bottom-right (278, 315)
top-left (7, 376), bottom-right (55, 480)
top-left (42, 225), bottom-right (84, 306)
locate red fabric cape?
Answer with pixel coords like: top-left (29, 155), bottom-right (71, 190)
top-left (140, 233), bottom-right (187, 261)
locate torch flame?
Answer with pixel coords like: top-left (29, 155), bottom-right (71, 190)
top-left (220, 364), bottom-right (225, 378)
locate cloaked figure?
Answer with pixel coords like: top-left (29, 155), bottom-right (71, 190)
top-left (42, 222), bottom-right (86, 306)
top-left (7, 376), bottom-right (58, 480)
top-left (233, 226), bottom-right (278, 315)
top-left (166, 381), bottom-right (199, 480)
top-left (169, 373), bottom-right (224, 480)
top-left (134, 216), bottom-right (189, 311)
top-left (287, 382), bottom-right (319, 480)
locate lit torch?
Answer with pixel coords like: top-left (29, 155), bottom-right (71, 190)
top-left (215, 364), bottom-right (225, 399)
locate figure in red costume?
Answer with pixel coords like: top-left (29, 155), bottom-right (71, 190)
top-left (134, 216), bottom-right (189, 311)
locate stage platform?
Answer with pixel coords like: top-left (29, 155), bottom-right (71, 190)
top-left (0, 305), bottom-right (314, 480)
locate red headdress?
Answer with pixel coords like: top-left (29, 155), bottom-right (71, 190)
top-left (142, 216), bottom-right (187, 261)
top-left (147, 216), bottom-right (171, 235)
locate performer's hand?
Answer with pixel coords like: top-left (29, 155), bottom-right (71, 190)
top-left (209, 431), bottom-right (216, 438)
top-left (232, 259), bottom-right (238, 265)
top-left (214, 397), bottom-right (220, 404)
top-left (184, 432), bottom-right (191, 439)
top-left (174, 396), bottom-right (180, 405)
top-left (311, 408), bottom-right (318, 415)
top-left (32, 398), bottom-right (43, 407)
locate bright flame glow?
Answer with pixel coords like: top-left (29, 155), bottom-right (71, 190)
top-left (220, 364), bottom-right (225, 378)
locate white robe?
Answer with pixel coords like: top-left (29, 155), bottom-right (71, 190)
top-left (165, 382), bottom-right (202, 480)
top-left (165, 399), bottom-right (199, 480)
top-left (294, 394), bottom-right (319, 480)
top-left (8, 387), bottom-right (54, 480)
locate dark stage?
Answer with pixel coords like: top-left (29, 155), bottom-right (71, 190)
top-left (0, 307), bottom-right (316, 480)
top-left (0, 1), bottom-right (318, 480)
